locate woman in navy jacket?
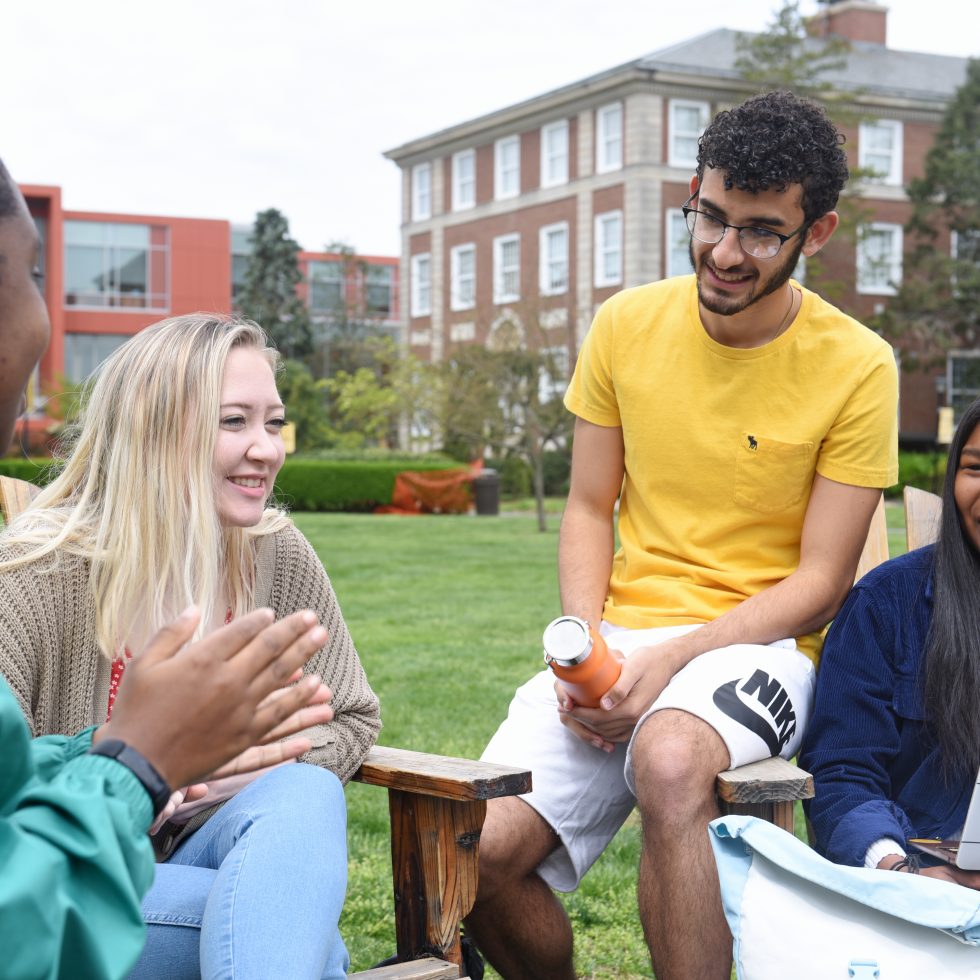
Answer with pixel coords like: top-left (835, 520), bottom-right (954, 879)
top-left (799, 396), bottom-right (980, 889)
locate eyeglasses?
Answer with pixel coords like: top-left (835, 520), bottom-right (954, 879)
top-left (681, 193), bottom-right (806, 260)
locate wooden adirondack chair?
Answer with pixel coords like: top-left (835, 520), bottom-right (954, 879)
top-left (904, 485), bottom-right (943, 551)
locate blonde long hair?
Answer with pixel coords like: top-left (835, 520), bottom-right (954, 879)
top-left (0, 313), bottom-right (291, 658)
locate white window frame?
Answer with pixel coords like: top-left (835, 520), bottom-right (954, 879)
top-left (540, 120), bottom-right (569, 188)
top-left (594, 211), bottom-right (623, 288)
top-left (948, 351), bottom-right (980, 425)
top-left (539, 222), bottom-right (569, 296)
top-left (596, 101), bottom-right (623, 174)
top-left (856, 223), bottom-right (903, 295)
top-left (452, 149), bottom-right (476, 211)
top-left (665, 208), bottom-right (694, 278)
top-left (411, 162), bottom-right (432, 221)
top-left (668, 99), bottom-right (709, 169)
top-left (494, 135), bottom-right (520, 200)
top-left (410, 253), bottom-right (432, 317)
top-left (493, 233), bottom-right (521, 304)
top-left (859, 119), bottom-right (904, 186)
top-left (450, 243), bottom-right (476, 311)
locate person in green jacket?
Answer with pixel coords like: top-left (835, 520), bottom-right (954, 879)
top-left (0, 161), bottom-right (334, 978)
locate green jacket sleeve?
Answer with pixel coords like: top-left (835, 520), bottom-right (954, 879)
top-left (0, 679), bottom-right (155, 980)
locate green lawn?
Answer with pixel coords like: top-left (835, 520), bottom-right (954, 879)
top-left (296, 500), bottom-right (910, 978)
top-left (294, 509), bottom-right (651, 977)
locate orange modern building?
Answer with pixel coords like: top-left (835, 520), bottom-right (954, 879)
top-left (17, 185), bottom-right (398, 450)
top-left (23, 184), bottom-right (232, 396)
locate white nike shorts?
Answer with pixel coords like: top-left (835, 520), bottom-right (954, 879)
top-left (480, 622), bottom-right (815, 892)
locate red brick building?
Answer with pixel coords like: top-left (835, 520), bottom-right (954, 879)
top-left (385, 1), bottom-right (970, 444)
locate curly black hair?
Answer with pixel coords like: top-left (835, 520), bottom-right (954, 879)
top-left (696, 90), bottom-right (849, 224)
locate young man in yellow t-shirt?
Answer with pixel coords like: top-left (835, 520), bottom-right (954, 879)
top-left (469, 91), bottom-right (899, 979)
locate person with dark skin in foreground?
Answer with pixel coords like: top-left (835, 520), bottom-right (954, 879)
top-left (0, 158), bottom-right (334, 979)
top-left (469, 92), bottom-right (899, 979)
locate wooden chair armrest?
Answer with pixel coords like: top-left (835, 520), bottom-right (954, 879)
top-left (354, 745), bottom-right (531, 970)
top-left (354, 745), bottom-right (532, 800)
top-left (716, 756), bottom-right (814, 804)
top-left (351, 955), bottom-right (461, 979)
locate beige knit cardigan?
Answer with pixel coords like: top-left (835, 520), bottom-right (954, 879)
top-left (0, 521), bottom-right (381, 810)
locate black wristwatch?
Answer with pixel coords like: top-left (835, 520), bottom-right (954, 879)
top-left (88, 738), bottom-right (172, 816)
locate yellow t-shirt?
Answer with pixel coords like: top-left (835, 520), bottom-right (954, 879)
top-left (564, 276), bottom-right (899, 662)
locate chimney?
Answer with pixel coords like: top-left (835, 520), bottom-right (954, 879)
top-left (807, 0), bottom-right (888, 46)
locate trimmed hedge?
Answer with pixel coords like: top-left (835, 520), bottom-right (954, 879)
top-left (0, 456), bottom-right (468, 513)
top-left (886, 450), bottom-right (946, 498)
top-left (273, 458), bottom-right (468, 512)
top-left (0, 450), bottom-right (949, 509)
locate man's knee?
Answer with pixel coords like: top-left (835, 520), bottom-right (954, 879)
top-left (477, 797), bottom-right (560, 900)
top-left (630, 709), bottom-right (729, 819)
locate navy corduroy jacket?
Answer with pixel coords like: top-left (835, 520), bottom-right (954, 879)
top-left (800, 545), bottom-right (973, 867)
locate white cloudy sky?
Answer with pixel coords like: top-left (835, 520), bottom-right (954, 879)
top-left (2, 1), bottom-right (975, 256)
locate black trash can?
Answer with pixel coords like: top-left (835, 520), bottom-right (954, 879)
top-left (473, 468), bottom-right (500, 516)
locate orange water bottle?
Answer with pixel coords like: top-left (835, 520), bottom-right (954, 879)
top-left (543, 616), bottom-right (622, 708)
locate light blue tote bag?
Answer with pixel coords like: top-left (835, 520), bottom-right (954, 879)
top-left (710, 815), bottom-right (980, 979)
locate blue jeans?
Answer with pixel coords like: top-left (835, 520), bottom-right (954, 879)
top-left (128, 763), bottom-right (350, 980)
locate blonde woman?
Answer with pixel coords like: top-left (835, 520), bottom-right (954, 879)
top-left (0, 314), bottom-right (381, 980)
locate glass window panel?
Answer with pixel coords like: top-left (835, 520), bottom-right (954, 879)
top-left (112, 224), bottom-right (150, 248)
top-left (116, 248), bottom-right (148, 293)
top-left (63, 332), bottom-right (129, 383)
top-left (65, 246), bottom-right (108, 300)
top-left (65, 220), bottom-right (107, 246)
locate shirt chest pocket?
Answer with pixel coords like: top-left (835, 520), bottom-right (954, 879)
top-left (733, 432), bottom-right (815, 514)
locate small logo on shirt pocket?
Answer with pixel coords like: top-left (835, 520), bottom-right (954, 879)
top-left (734, 432), bottom-right (814, 514)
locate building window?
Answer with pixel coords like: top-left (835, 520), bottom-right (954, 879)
top-left (63, 332), bottom-right (129, 383)
top-left (450, 243), bottom-right (476, 311)
top-left (952, 228), bottom-right (980, 294)
top-left (411, 253), bottom-right (432, 317)
top-left (596, 102), bottom-right (623, 174)
top-left (493, 234), bottom-right (521, 304)
top-left (65, 221), bottom-right (169, 309)
top-left (948, 352), bottom-right (980, 424)
top-left (452, 149), bottom-right (476, 211)
top-left (859, 120), bottom-right (903, 185)
top-left (669, 99), bottom-right (709, 169)
top-left (307, 260), bottom-right (344, 313)
top-left (541, 120), bottom-right (569, 188)
top-left (538, 345), bottom-right (571, 403)
top-left (594, 211), bottom-right (623, 287)
top-left (857, 223), bottom-right (903, 295)
top-left (495, 135), bottom-right (520, 200)
top-left (412, 162), bottom-right (432, 221)
top-left (539, 222), bottom-right (569, 296)
top-left (365, 264), bottom-right (394, 316)
top-left (665, 209), bottom-right (694, 278)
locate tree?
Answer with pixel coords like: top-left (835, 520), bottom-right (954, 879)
top-left (308, 241), bottom-right (387, 380)
top-left (438, 311), bottom-right (573, 532)
top-left (275, 359), bottom-right (334, 451)
top-left (734, 0), bottom-right (849, 100)
top-left (238, 209), bottom-right (313, 359)
top-left (734, 0), bottom-right (873, 309)
top-left (879, 59), bottom-right (980, 372)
